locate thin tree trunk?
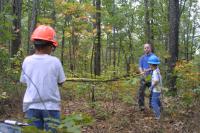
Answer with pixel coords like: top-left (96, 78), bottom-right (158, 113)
top-left (144, 0), bottom-right (154, 51)
top-left (30, 0), bottom-right (39, 39)
top-left (112, 0), bottom-right (116, 76)
top-left (28, 0), bottom-right (39, 54)
top-left (109, 36), bottom-right (112, 66)
top-left (71, 25), bottom-right (76, 73)
top-left (69, 40), bottom-right (73, 73)
top-left (117, 32), bottom-right (121, 68)
top-left (90, 43), bottom-right (94, 77)
top-left (185, 23), bottom-right (189, 61)
top-left (94, 0), bottom-right (101, 76)
top-left (91, 0), bottom-right (96, 77)
top-left (122, 47), bottom-right (129, 74)
top-left (105, 33), bottom-right (111, 72)
top-left (185, 2), bottom-right (192, 61)
top-left (190, 25), bottom-right (196, 59)
top-left (27, 0), bottom-right (31, 54)
top-left (150, 0), bottom-right (154, 51)
top-left (0, 0), bottom-right (4, 11)
top-left (61, 28), bottom-right (65, 65)
top-left (126, 30), bottom-right (134, 75)
top-left (113, 27), bottom-right (116, 75)
top-left (61, 18), bottom-right (67, 65)
top-left (51, 0), bottom-right (56, 28)
top-left (11, 0), bottom-right (22, 57)
top-left (144, 0), bottom-right (151, 43)
top-left (0, 0), bottom-right (4, 38)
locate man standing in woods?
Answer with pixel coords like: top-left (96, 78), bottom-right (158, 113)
top-left (138, 43), bottom-right (155, 111)
top-left (20, 25), bottom-right (66, 132)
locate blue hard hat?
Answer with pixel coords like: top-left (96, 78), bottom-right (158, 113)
top-left (148, 55), bottom-right (160, 64)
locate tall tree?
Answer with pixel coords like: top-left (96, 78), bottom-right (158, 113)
top-left (94, 0), bottom-right (101, 76)
top-left (167, 0), bottom-right (180, 91)
top-left (0, 0), bottom-right (4, 11)
top-left (144, 0), bottom-right (154, 51)
top-left (112, 0), bottom-right (116, 75)
top-left (11, 0), bottom-right (22, 57)
top-left (27, 0), bottom-right (39, 54)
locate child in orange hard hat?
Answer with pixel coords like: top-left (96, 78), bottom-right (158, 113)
top-left (20, 25), bottom-right (66, 132)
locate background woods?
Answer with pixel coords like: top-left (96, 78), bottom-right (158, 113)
top-left (0, 0), bottom-right (200, 132)
top-left (0, 0), bottom-right (199, 78)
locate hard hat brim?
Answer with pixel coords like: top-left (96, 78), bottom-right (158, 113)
top-left (31, 37), bottom-right (58, 47)
top-left (148, 61), bottom-right (160, 64)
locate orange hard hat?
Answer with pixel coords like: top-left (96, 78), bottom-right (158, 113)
top-left (31, 25), bottom-right (58, 47)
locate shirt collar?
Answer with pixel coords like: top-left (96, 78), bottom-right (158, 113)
top-left (145, 52), bottom-right (153, 56)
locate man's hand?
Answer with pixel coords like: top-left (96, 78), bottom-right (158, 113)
top-left (139, 67), bottom-right (145, 76)
top-left (140, 71), bottom-right (145, 75)
top-left (139, 68), bottom-right (152, 76)
top-left (144, 68), bottom-right (152, 72)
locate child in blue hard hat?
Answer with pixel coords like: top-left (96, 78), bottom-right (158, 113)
top-left (148, 55), bottom-right (162, 120)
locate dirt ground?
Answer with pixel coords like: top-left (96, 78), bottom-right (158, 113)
top-left (61, 98), bottom-right (200, 133)
top-left (1, 96), bottom-right (200, 133)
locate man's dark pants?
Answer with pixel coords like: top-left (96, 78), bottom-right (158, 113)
top-left (138, 77), bottom-right (152, 109)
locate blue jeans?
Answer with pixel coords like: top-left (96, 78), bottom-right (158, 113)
top-left (25, 109), bottom-right (60, 132)
top-left (151, 92), bottom-right (161, 118)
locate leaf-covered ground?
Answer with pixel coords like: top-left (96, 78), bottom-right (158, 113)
top-left (1, 93), bottom-right (200, 133)
top-left (61, 97), bottom-right (200, 133)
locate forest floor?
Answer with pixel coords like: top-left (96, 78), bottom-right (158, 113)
top-left (1, 95), bottom-right (200, 133)
top-left (61, 97), bottom-right (200, 133)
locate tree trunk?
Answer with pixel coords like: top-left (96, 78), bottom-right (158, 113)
top-left (144, 0), bottom-right (150, 42)
top-left (117, 32), bottom-right (122, 68)
top-left (30, 0), bottom-right (39, 39)
top-left (61, 28), bottom-right (65, 65)
top-left (71, 25), bottom-right (76, 73)
top-left (107, 34), bottom-right (112, 66)
top-left (0, 0), bottom-right (4, 11)
top-left (144, 0), bottom-right (154, 51)
top-left (94, 0), bottom-right (101, 76)
top-left (190, 25), bottom-right (196, 59)
top-left (167, 0), bottom-right (179, 92)
top-left (61, 18), bottom-right (67, 65)
top-left (51, 0), bottom-right (56, 28)
top-left (150, 0), bottom-right (154, 51)
top-left (185, 1), bottom-right (192, 61)
top-left (112, 0), bottom-right (116, 76)
top-left (28, 0), bottom-right (39, 54)
top-left (0, 0), bottom-right (4, 39)
top-left (90, 43), bottom-right (94, 77)
top-left (27, 0), bottom-right (31, 54)
top-left (105, 33), bottom-right (111, 69)
top-left (125, 29), bottom-right (134, 75)
top-left (91, 0), bottom-right (96, 77)
top-left (11, 0), bottom-right (22, 57)
top-left (185, 23), bottom-right (189, 61)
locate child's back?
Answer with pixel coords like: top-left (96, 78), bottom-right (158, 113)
top-left (20, 25), bottom-right (66, 132)
top-left (21, 54), bottom-right (65, 112)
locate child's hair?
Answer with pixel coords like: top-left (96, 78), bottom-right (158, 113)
top-left (34, 39), bottom-right (54, 49)
top-left (150, 64), bottom-right (158, 67)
